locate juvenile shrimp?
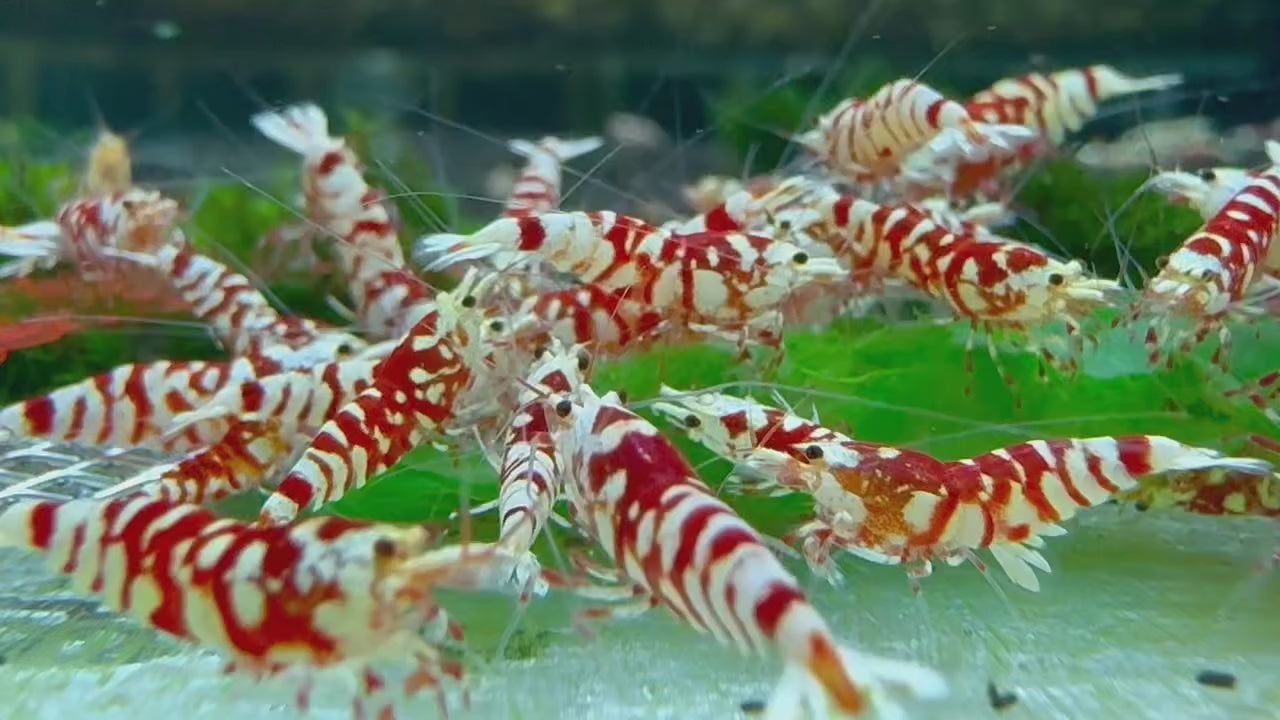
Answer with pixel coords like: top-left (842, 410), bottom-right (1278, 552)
top-left (0, 493), bottom-right (504, 718)
top-left (540, 375), bottom-right (947, 719)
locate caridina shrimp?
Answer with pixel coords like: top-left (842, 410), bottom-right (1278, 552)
top-left (0, 493), bottom-right (508, 718)
top-left (537, 358), bottom-right (948, 719)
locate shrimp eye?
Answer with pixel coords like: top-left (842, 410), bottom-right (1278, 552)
top-left (460, 295), bottom-right (477, 308)
top-left (554, 399), bottom-right (573, 418)
top-left (372, 537), bottom-right (398, 558)
top-left (337, 343), bottom-right (355, 355)
top-left (683, 414), bottom-right (702, 428)
top-left (1197, 168), bottom-right (1217, 182)
top-left (533, 345), bottom-right (549, 360)
top-left (615, 390), bottom-right (630, 405)
top-left (1047, 273), bottom-right (1064, 286)
top-left (576, 351), bottom-right (591, 371)
top-left (1155, 254), bottom-right (1170, 269)
top-left (803, 444), bottom-right (824, 460)
top-left (792, 251), bottom-right (809, 265)
top-left (1199, 268), bottom-right (1216, 281)
top-left (488, 319), bottom-right (505, 333)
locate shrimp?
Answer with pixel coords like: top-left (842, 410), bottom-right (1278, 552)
top-left (0, 358), bottom-right (257, 453)
top-left (968, 65), bottom-right (1184, 146)
top-left (1137, 165), bottom-right (1280, 370)
top-left (503, 136), bottom-right (605, 216)
top-left (0, 189), bottom-right (184, 280)
top-left (0, 493), bottom-right (504, 718)
top-left (811, 193), bottom-right (1119, 379)
top-left (256, 269), bottom-right (503, 525)
top-left (113, 242), bottom-right (368, 373)
top-left (541, 375), bottom-right (947, 719)
top-left (251, 102), bottom-right (434, 340)
top-left (658, 389), bottom-right (1272, 590)
top-left (799, 78), bottom-right (1036, 184)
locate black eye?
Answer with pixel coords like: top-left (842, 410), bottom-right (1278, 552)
top-left (337, 343), bottom-right (354, 355)
top-left (460, 295), bottom-right (477, 308)
top-left (1197, 168), bottom-right (1216, 182)
top-left (1047, 273), bottom-right (1064, 286)
top-left (683, 414), bottom-right (701, 428)
top-left (803, 444), bottom-right (823, 460)
top-left (1199, 268), bottom-right (1216, 281)
top-left (533, 345), bottom-right (548, 360)
top-left (373, 537), bottom-right (397, 558)
top-left (1155, 255), bottom-right (1170, 269)
top-left (615, 390), bottom-right (629, 405)
top-left (576, 351), bottom-right (591, 371)
top-left (488, 319), bottom-right (505, 332)
top-left (792, 252), bottom-right (809, 264)
top-left (554, 399), bottom-right (573, 417)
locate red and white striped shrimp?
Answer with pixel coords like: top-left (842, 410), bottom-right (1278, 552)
top-left (1137, 165), bottom-right (1280, 369)
top-left (0, 358), bottom-right (257, 453)
top-left (813, 193), bottom-right (1119, 376)
top-left (462, 340), bottom-right (591, 599)
top-left (0, 493), bottom-right (503, 718)
top-left (165, 356), bottom-right (383, 443)
top-left (541, 378), bottom-right (947, 719)
top-left (512, 283), bottom-right (671, 358)
top-left (799, 78), bottom-right (1036, 184)
top-left (503, 136), bottom-right (604, 216)
top-left (116, 417), bottom-right (296, 504)
top-left (968, 65), bottom-right (1183, 147)
top-left (416, 209), bottom-right (664, 280)
top-left (420, 212), bottom-right (845, 345)
top-left (251, 102), bottom-right (433, 340)
top-left (657, 388), bottom-right (1272, 589)
top-left (114, 242), bottom-right (368, 372)
top-left (0, 189), bottom-right (184, 280)
top-left (740, 433), bottom-right (1272, 591)
top-left (1147, 142), bottom-right (1280, 268)
top-left (256, 269), bottom-right (501, 525)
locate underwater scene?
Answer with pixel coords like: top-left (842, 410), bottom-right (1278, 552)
top-left (0, 1), bottom-right (1277, 718)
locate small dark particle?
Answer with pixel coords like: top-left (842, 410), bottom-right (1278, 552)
top-left (1134, 501), bottom-right (1150, 512)
top-left (987, 681), bottom-right (1018, 711)
top-left (1195, 669), bottom-right (1237, 689)
top-left (739, 699), bottom-right (765, 715)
